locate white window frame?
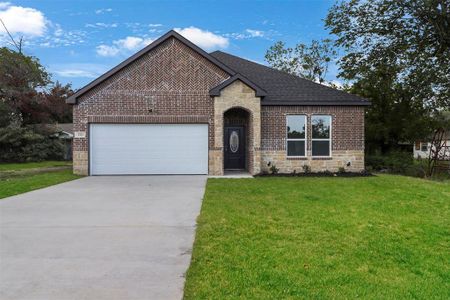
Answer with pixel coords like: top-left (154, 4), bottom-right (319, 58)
top-left (420, 142), bottom-right (428, 152)
top-left (311, 115), bottom-right (332, 158)
top-left (286, 114), bottom-right (307, 157)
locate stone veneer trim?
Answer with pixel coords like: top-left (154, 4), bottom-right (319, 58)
top-left (211, 80), bottom-right (262, 176)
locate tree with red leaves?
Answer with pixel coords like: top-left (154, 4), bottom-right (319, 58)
top-left (41, 81), bottom-right (73, 124)
top-left (0, 47), bottom-right (73, 125)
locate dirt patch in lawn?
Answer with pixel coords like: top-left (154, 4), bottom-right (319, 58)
top-left (0, 166), bottom-right (72, 179)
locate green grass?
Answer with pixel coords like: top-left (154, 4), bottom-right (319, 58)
top-left (0, 169), bottom-right (81, 199)
top-left (184, 175), bottom-right (450, 299)
top-left (0, 161), bottom-right (72, 172)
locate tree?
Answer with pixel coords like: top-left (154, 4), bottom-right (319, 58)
top-left (0, 125), bottom-right (65, 162)
top-left (265, 39), bottom-right (337, 84)
top-left (348, 58), bottom-right (439, 153)
top-left (325, 0), bottom-right (450, 108)
top-left (0, 48), bottom-right (73, 125)
top-left (0, 47), bottom-right (50, 125)
top-left (0, 101), bottom-right (16, 127)
top-left (41, 82), bottom-right (74, 123)
top-left (326, 0), bottom-right (450, 153)
top-left (0, 24), bottom-right (72, 162)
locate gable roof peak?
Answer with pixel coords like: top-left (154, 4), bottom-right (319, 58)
top-left (210, 73), bottom-right (267, 97)
top-left (66, 30), bottom-right (236, 104)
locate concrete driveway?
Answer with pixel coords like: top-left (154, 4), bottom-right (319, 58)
top-left (0, 176), bottom-right (206, 300)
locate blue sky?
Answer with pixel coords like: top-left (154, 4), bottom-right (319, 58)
top-left (0, 0), bottom-right (337, 89)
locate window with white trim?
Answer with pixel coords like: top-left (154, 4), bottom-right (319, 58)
top-left (286, 115), bottom-right (306, 157)
top-left (420, 142), bottom-right (428, 151)
top-left (312, 115), bottom-right (331, 157)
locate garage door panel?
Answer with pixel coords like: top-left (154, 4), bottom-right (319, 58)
top-left (90, 124), bottom-right (208, 175)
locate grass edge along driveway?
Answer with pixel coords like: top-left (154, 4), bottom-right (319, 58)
top-left (184, 174), bottom-right (449, 299)
top-left (0, 162), bottom-right (81, 199)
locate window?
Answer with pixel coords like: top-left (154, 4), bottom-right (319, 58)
top-left (286, 115), bottom-right (306, 157)
top-left (415, 141), bottom-right (420, 150)
top-left (420, 142), bottom-right (428, 151)
top-left (312, 115), bottom-right (331, 157)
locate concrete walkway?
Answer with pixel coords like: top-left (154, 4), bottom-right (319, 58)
top-left (0, 176), bottom-right (206, 300)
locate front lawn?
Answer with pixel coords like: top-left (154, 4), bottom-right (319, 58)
top-left (0, 167), bottom-right (81, 199)
top-left (184, 175), bottom-right (449, 299)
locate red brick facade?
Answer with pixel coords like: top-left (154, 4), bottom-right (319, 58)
top-left (72, 36), bottom-right (365, 175)
top-left (74, 37), bottom-right (229, 153)
top-left (261, 106), bottom-right (365, 151)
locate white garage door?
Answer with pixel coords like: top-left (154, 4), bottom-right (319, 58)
top-left (89, 124), bottom-right (208, 175)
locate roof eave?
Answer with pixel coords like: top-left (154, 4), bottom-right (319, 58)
top-left (209, 74), bottom-right (267, 97)
top-left (261, 100), bottom-right (372, 106)
top-left (61, 131), bottom-right (74, 137)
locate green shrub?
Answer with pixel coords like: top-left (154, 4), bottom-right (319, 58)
top-left (365, 155), bottom-right (385, 170)
top-left (405, 164), bottom-right (427, 178)
top-left (0, 126), bottom-right (65, 162)
top-left (302, 164), bottom-right (311, 173)
top-left (366, 151), bottom-right (412, 171)
top-left (365, 151), bottom-right (429, 178)
top-left (270, 164), bottom-right (279, 174)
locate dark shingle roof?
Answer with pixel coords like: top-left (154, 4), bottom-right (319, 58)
top-left (66, 30), bottom-right (369, 106)
top-left (210, 51), bottom-right (370, 106)
top-left (56, 123), bottom-right (73, 135)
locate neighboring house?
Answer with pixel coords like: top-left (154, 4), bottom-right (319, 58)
top-left (414, 131), bottom-right (450, 159)
top-left (67, 30), bottom-right (370, 176)
top-left (52, 123), bottom-right (73, 160)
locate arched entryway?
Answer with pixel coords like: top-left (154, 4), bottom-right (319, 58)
top-left (210, 80), bottom-right (262, 175)
top-left (223, 108), bottom-right (251, 172)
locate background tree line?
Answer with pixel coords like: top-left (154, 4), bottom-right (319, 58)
top-left (0, 44), bottom-right (73, 162)
top-left (266, 0), bottom-right (450, 156)
top-left (1, 0), bottom-right (449, 166)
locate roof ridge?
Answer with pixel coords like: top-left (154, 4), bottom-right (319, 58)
top-left (211, 50), bottom-right (365, 99)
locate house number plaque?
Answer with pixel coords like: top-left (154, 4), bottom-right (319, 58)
top-left (74, 131), bottom-right (86, 138)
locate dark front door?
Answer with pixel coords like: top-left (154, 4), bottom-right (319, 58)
top-left (224, 126), bottom-right (245, 169)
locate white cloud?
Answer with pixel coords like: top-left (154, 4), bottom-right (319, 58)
top-left (52, 63), bottom-right (107, 78)
top-left (224, 29), bottom-right (277, 41)
top-left (0, 2), bottom-right (47, 36)
top-left (0, 2), bottom-right (11, 9)
top-left (96, 36), bottom-right (155, 57)
top-left (125, 22), bottom-right (141, 28)
top-left (149, 23), bottom-right (162, 27)
top-left (246, 29), bottom-right (264, 38)
top-left (0, 3), bottom-right (86, 49)
top-left (95, 8), bottom-right (112, 14)
top-left (116, 36), bottom-right (152, 50)
top-left (96, 44), bottom-right (120, 57)
top-left (224, 32), bottom-right (246, 40)
top-left (174, 26), bottom-right (228, 50)
top-left (85, 22), bottom-right (118, 29)
top-left (55, 69), bottom-right (98, 78)
top-left (33, 27), bottom-right (87, 48)
top-left (326, 80), bottom-right (344, 89)
top-left (53, 23), bottom-right (63, 36)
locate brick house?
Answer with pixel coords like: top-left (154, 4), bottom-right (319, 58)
top-left (67, 30), bottom-right (370, 176)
